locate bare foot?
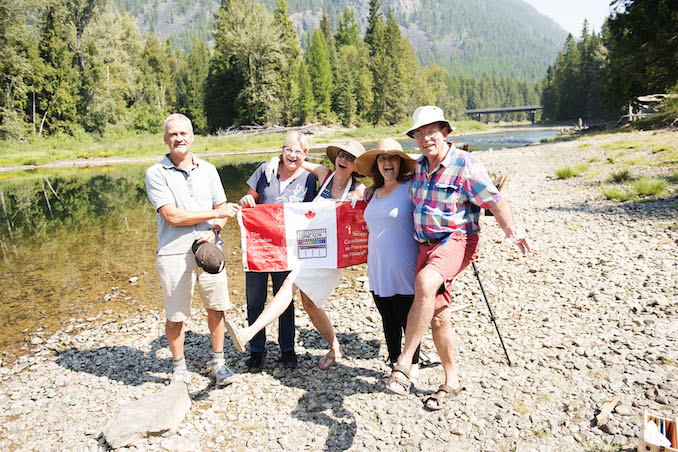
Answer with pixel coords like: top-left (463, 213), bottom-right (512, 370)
top-left (224, 319), bottom-right (246, 353)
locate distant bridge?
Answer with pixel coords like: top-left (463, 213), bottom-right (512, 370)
top-left (466, 105), bottom-right (543, 123)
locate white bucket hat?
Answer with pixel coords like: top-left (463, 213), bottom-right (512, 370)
top-left (405, 105), bottom-right (455, 138)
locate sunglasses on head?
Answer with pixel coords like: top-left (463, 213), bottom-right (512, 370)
top-left (337, 150), bottom-right (356, 162)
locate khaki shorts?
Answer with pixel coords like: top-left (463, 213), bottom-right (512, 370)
top-left (156, 253), bottom-right (232, 322)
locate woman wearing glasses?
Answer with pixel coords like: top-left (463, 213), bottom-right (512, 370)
top-left (228, 140), bottom-right (365, 369)
top-left (238, 131), bottom-right (317, 372)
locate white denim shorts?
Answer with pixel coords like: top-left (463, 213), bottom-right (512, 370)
top-left (156, 252), bottom-right (232, 322)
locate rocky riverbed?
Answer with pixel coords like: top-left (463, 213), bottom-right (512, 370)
top-left (0, 130), bottom-right (676, 451)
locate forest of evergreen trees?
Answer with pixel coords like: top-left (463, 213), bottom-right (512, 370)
top-left (0, 0), bottom-right (540, 140)
top-left (541, 0), bottom-right (678, 121)
top-left (1, 0), bottom-right (675, 140)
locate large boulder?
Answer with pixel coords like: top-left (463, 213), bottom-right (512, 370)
top-left (101, 381), bottom-right (191, 449)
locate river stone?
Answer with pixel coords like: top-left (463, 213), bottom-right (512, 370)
top-left (101, 381), bottom-right (191, 449)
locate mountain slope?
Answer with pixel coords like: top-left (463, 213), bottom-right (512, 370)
top-left (112, 0), bottom-right (568, 81)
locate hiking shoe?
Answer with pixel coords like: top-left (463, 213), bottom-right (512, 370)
top-left (246, 350), bottom-right (267, 372)
top-left (280, 350), bottom-right (298, 370)
top-left (209, 359), bottom-right (235, 386)
top-left (171, 369), bottom-right (191, 385)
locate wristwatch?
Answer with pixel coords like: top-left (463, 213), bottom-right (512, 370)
top-left (209, 226), bottom-right (221, 236)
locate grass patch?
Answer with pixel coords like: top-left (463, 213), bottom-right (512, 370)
top-left (555, 166), bottom-right (578, 179)
top-left (632, 178), bottom-right (668, 196)
top-left (587, 156), bottom-right (600, 163)
top-left (609, 169), bottom-right (633, 182)
top-left (555, 162), bottom-right (589, 179)
top-left (624, 156), bottom-right (650, 165)
top-left (602, 185), bottom-right (635, 201)
top-left (670, 169), bottom-right (678, 183)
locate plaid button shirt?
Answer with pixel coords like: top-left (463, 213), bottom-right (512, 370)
top-left (410, 146), bottom-right (502, 242)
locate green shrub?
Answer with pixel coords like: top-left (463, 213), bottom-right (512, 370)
top-left (610, 169), bottom-right (633, 182)
top-left (670, 169), bottom-right (678, 183)
top-left (602, 185), bottom-right (635, 201)
top-left (633, 178), bottom-right (668, 196)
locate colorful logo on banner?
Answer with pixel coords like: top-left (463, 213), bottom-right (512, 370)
top-left (297, 228), bottom-right (327, 259)
top-left (237, 201), bottom-right (368, 272)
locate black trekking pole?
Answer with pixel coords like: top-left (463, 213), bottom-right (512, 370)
top-left (471, 262), bottom-right (512, 366)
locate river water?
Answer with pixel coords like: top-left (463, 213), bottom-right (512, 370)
top-left (0, 127), bottom-right (558, 360)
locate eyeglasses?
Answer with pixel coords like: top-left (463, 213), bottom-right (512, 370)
top-left (283, 147), bottom-right (306, 156)
top-left (377, 154), bottom-right (399, 163)
top-left (413, 127), bottom-right (442, 141)
top-left (337, 150), bottom-right (356, 162)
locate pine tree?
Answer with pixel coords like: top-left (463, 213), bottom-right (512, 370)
top-left (382, 10), bottom-right (408, 124)
top-left (183, 38), bottom-right (209, 133)
top-left (364, 0), bottom-right (384, 56)
top-left (335, 7), bottom-right (361, 48)
top-left (605, 0), bottom-right (678, 110)
top-left (364, 0), bottom-right (387, 123)
top-left (35, 3), bottom-right (81, 136)
top-left (305, 28), bottom-right (332, 121)
top-left (273, 0), bottom-right (301, 125)
top-left (206, 0), bottom-right (285, 127)
top-left (0, 0), bottom-right (39, 139)
top-left (296, 59), bottom-right (314, 123)
top-left (62, 0), bottom-right (108, 120)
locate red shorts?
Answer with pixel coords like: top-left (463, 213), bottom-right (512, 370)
top-left (415, 231), bottom-right (480, 310)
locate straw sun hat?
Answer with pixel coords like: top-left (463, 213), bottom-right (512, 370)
top-left (405, 105), bottom-right (456, 138)
top-left (326, 139), bottom-right (366, 164)
top-left (355, 138), bottom-right (416, 180)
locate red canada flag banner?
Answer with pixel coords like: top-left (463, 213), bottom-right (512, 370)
top-left (237, 201), bottom-right (368, 272)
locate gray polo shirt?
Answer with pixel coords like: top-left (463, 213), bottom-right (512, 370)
top-left (145, 154), bottom-right (227, 255)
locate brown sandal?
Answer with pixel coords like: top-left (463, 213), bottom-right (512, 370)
top-left (385, 364), bottom-right (411, 396)
top-left (424, 384), bottom-right (463, 410)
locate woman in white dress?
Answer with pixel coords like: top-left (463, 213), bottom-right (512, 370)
top-left (226, 140), bottom-right (366, 368)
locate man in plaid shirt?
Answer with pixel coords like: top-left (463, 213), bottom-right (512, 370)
top-left (385, 106), bottom-right (530, 410)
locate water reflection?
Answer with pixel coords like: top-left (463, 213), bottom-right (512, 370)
top-left (0, 157), bottom-right (266, 360)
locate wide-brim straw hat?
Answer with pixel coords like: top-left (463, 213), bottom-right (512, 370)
top-left (326, 140), bottom-right (366, 164)
top-left (405, 105), bottom-right (456, 138)
top-left (355, 138), bottom-right (416, 179)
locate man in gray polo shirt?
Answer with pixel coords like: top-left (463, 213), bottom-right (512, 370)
top-left (145, 113), bottom-right (240, 385)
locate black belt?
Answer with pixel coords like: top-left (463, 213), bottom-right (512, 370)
top-left (421, 230), bottom-right (478, 245)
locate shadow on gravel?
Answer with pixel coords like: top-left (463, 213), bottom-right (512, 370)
top-left (282, 329), bottom-right (383, 451)
top-left (55, 331), bottom-right (212, 386)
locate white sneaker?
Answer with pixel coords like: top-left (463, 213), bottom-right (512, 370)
top-left (171, 369), bottom-right (191, 385)
top-left (209, 359), bottom-right (235, 386)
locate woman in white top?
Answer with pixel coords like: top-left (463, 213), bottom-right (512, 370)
top-left (355, 138), bottom-right (421, 388)
top-left (227, 140), bottom-right (366, 368)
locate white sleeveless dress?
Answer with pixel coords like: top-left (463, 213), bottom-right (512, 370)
top-left (289, 173), bottom-right (355, 307)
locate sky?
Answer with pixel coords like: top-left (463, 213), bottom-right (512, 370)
top-left (522, 0), bottom-right (615, 35)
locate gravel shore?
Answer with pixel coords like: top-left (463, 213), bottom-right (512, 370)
top-left (1, 130), bottom-right (676, 451)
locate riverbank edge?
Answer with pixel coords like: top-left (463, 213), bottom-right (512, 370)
top-left (0, 125), bottom-right (567, 174)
